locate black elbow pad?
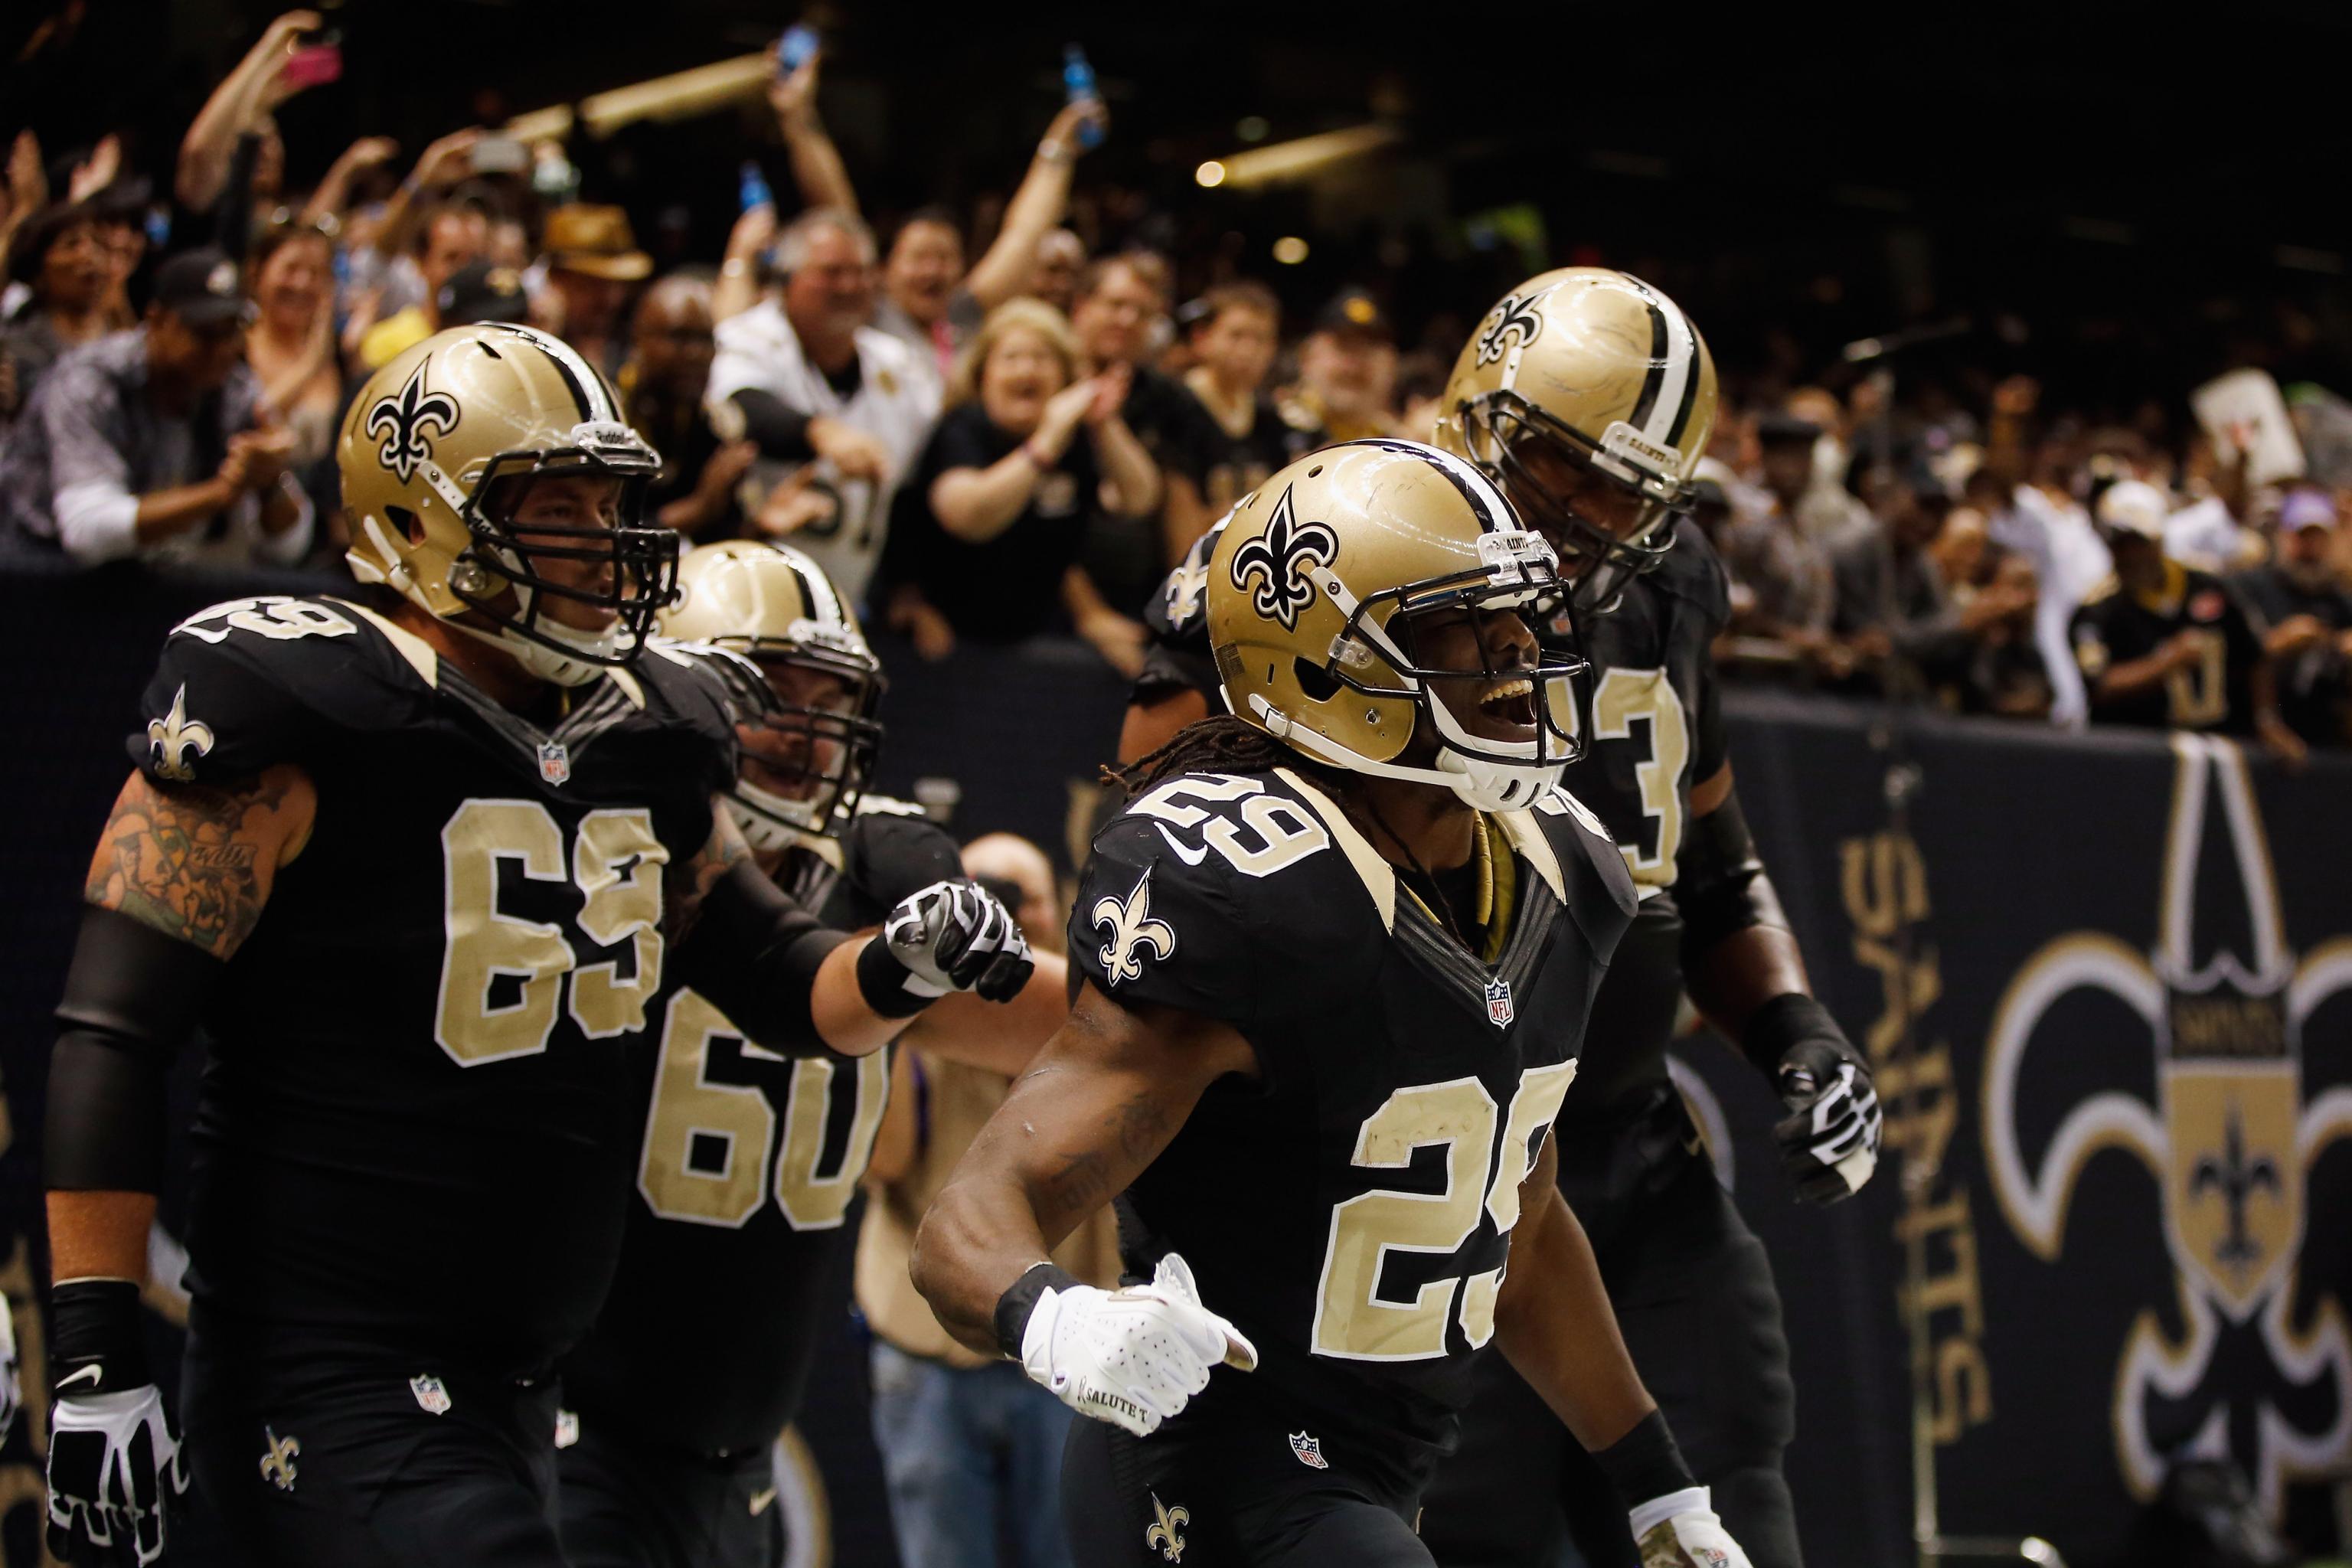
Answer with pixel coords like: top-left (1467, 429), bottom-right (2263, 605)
top-left (44, 906), bottom-right (220, 1193)
top-left (1674, 790), bottom-right (1789, 959)
top-left (671, 858), bottom-right (851, 1057)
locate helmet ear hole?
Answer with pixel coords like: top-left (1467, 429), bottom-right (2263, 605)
top-left (1294, 656), bottom-right (1341, 703)
top-left (385, 505), bottom-right (424, 546)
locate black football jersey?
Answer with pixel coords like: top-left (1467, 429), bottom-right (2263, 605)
top-left (2070, 565), bottom-right (2265, 733)
top-left (561, 799), bottom-right (961, 1455)
top-left (128, 595), bottom-right (737, 1379)
top-left (1069, 766), bottom-right (1636, 1457)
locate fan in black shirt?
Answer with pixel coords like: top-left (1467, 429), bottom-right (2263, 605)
top-left (1181, 282), bottom-right (1327, 531)
top-left (2233, 494), bottom-right (2352, 746)
top-left (882, 299), bottom-right (1158, 671)
top-left (622, 276), bottom-right (755, 541)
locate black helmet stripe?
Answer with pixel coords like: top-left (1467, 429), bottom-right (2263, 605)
top-left (1624, 276), bottom-right (1700, 453)
top-left (1626, 294), bottom-right (1671, 435)
top-left (487, 323), bottom-right (615, 423)
top-left (1355, 437), bottom-right (1509, 532)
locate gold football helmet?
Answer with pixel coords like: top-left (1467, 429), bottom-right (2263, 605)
top-left (1208, 439), bottom-right (1584, 811)
top-left (659, 540), bottom-right (884, 851)
top-left (1432, 267), bottom-right (1718, 614)
top-left (340, 322), bottom-right (673, 685)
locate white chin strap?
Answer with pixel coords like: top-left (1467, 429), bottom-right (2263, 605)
top-left (724, 780), bottom-right (830, 854)
top-left (1248, 694), bottom-right (1563, 812)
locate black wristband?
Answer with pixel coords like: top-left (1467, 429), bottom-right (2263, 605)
top-left (1738, 991), bottom-right (1844, 1080)
top-left (992, 1262), bottom-right (1083, 1361)
top-left (855, 935), bottom-right (935, 1020)
top-left (1588, 1407), bottom-right (1696, 1509)
top-left (50, 1278), bottom-right (150, 1391)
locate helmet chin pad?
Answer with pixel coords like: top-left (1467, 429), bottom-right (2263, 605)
top-left (725, 786), bottom-right (825, 854)
top-left (449, 614), bottom-right (613, 688)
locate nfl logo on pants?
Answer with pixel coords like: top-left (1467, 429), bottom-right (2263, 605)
top-left (1485, 978), bottom-right (1514, 1028)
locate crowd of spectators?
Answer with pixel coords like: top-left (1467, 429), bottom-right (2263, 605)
top-left (4, 8), bottom-right (2350, 761)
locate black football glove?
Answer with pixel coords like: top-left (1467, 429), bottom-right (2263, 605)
top-left (879, 878), bottom-right (1036, 1004)
top-left (46, 1280), bottom-right (186, 1567)
top-left (1746, 995), bottom-right (1881, 1204)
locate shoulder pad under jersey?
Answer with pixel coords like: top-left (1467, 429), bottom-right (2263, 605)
top-left (1645, 516), bottom-right (1734, 629)
top-left (126, 595), bottom-right (433, 786)
top-left (842, 802), bottom-right (964, 911)
top-left (1071, 768), bottom-right (1379, 1021)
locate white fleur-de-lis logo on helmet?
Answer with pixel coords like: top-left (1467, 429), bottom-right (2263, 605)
top-left (1227, 485), bottom-right (1338, 632)
top-left (1474, 289), bottom-right (1546, 367)
top-left (1093, 867), bottom-right (1176, 986)
top-left (147, 684), bottom-right (214, 781)
top-left (366, 359), bottom-right (461, 484)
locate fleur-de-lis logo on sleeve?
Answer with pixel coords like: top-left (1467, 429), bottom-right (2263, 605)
top-left (366, 359), bottom-right (461, 484)
top-left (147, 684), bottom-right (214, 781)
top-left (1093, 867), bottom-right (1176, 986)
top-left (1227, 486), bottom-right (1338, 632)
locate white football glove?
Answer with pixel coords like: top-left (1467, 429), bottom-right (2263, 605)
top-left (1774, 1046), bottom-right (1881, 1204)
top-left (1018, 1253), bottom-right (1257, 1436)
top-left (47, 1386), bottom-right (188, 1566)
top-left (1631, 1486), bottom-right (1753, 1568)
top-left (882, 879), bottom-right (1035, 1003)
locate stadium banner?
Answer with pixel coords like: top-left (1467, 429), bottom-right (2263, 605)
top-left (0, 565), bottom-right (2343, 1566)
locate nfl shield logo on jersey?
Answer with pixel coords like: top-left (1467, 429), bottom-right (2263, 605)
top-left (1288, 1430), bottom-right (1328, 1469)
top-left (537, 741), bottom-right (571, 786)
top-left (1485, 977), bottom-right (1515, 1028)
top-left (410, 1374), bottom-right (452, 1415)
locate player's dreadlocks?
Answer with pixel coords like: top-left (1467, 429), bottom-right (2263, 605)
top-left (1110, 715), bottom-right (1297, 798)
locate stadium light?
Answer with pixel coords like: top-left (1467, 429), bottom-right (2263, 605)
top-left (1207, 123), bottom-right (1400, 189)
top-left (1196, 161), bottom-right (1227, 188)
top-left (1272, 237), bottom-right (1309, 265)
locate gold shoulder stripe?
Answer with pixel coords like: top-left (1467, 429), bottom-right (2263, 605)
top-left (606, 667), bottom-right (647, 710)
top-left (1490, 805), bottom-right (1568, 903)
top-left (1272, 766), bottom-right (1394, 932)
top-left (326, 597), bottom-right (439, 688)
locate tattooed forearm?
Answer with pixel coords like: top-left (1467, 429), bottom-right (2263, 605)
top-left (83, 767), bottom-right (310, 960)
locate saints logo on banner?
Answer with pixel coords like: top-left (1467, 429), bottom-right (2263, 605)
top-left (1984, 734), bottom-right (2352, 1517)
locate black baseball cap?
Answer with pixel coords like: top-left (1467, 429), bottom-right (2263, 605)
top-left (1314, 288), bottom-right (1393, 341)
top-left (152, 247), bottom-right (252, 331)
top-left (1754, 410), bottom-right (1823, 446)
top-left (437, 260), bottom-right (530, 328)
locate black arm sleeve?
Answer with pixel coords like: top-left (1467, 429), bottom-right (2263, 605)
top-left (44, 906), bottom-right (224, 1194)
top-left (725, 388), bottom-right (817, 462)
top-left (1674, 787), bottom-right (1790, 965)
top-left (669, 858), bottom-right (854, 1057)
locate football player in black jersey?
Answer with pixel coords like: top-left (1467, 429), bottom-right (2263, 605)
top-left (41, 324), bottom-right (1034, 1568)
top-left (1121, 273), bottom-right (1881, 1568)
top-left (556, 539), bottom-right (1070, 1568)
top-left (913, 441), bottom-right (1757, 1568)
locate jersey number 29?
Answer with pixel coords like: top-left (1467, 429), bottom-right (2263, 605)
top-left (1312, 1061), bottom-right (1578, 1361)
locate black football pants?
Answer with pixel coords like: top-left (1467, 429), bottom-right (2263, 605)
top-left (1417, 1089), bottom-right (1802, 1568)
top-left (1062, 1374), bottom-right (1439, 1568)
top-left (556, 1411), bottom-right (780, 1568)
top-left (180, 1311), bottom-right (567, 1568)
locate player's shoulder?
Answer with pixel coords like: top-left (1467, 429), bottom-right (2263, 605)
top-left (1519, 784), bottom-right (1639, 939)
top-left (1145, 509), bottom-right (1232, 642)
top-left (1641, 518), bottom-right (1733, 626)
top-left (1076, 766), bottom-right (1380, 1013)
top-left (131, 594), bottom-right (437, 785)
top-left (634, 638), bottom-right (758, 745)
top-left (841, 795), bottom-right (964, 909)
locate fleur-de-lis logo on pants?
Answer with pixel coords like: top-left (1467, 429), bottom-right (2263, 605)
top-left (366, 358), bottom-right (461, 484)
top-left (147, 684), bottom-right (214, 781)
top-left (1228, 485), bottom-right (1338, 632)
top-left (1093, 867), bottom-right (1175, 987)
top-left (258, 1427), bottom-right (299, 1492)
top-left (1145, 1493), bottom-right (1189, 1563)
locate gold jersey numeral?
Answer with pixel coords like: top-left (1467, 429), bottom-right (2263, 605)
top-left (1583, 668), bottom-right (1689, 887)
top-left (432, 799), bottom-right (669, 1067)
top-left (637, 988), bottom-right (890, 1230)
top-left (1310, 1062), bottom-right (1577, 1361)
top-left (2164, 629), bottom-right (2228, 727)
